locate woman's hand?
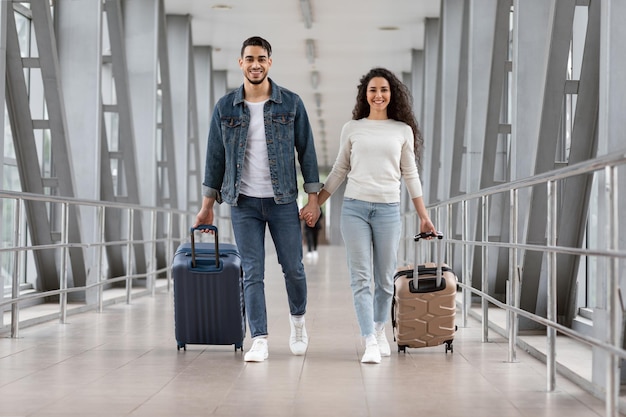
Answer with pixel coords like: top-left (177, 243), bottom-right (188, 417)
top-left (299, 204), bottom-right (320, 227)
top-left (419, 218), bottom-right (437, 238)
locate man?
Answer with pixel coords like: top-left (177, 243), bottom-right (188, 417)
top-left (194, 36), bottom-right (322, 362)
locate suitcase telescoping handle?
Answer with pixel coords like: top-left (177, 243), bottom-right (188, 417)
top-left (413, 231), bottom-right (444, 288)
top-left (190, 225), bottom-right (219, 268)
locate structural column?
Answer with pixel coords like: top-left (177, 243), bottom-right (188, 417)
top-left (55, 0), bottom-right (103, 302)
top-left (593, 0), bottom-right (626, 393)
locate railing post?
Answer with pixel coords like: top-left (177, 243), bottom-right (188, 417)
top-left (447, 203), bottom-right (453, 276)
top-left (605, 165), bottom-right (619, 417)
top-left (167, 211), bottom-right (174, 291)
top-left (150, 209), bottom-right (157, 296)
top-left (59, 202), bottom-right (69, 324)
top-left (10, 198), bottom-right (22, 338)
top-left (481, 195), bottom-right (489, 342)
top-left (462, 200), bottom-right (470, 327)
top-left (546, 180), bottom-right (557, 391)
top-left (508, 189), bottom-right (519, 362)
top-left (126, 208), bottom-right (134, 304)
top-left (97, 205), bottom-right (105, 313)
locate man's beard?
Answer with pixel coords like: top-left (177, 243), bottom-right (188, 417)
top-left (246, 72), bottom-right (267, 85)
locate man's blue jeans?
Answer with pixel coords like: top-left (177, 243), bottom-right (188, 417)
top-left (340, 198), bottom-right (401, 337)
top-left (231, 195), bottom-right (307, 338)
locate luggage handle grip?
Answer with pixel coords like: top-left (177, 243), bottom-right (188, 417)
top-left (190, 225), bottom-right (219, 268)
top-left (414, 231), bottom-right (443, 241)
top-left (412, 231), bottom-right (444, 287)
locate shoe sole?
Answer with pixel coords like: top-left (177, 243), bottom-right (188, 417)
top-left (290, 341), bottom-right (308, 355)
top-left (244, 355), bottom-right (268, 362)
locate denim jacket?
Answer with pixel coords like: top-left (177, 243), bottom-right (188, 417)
top-left (202, 78), bottom-right (322, 205)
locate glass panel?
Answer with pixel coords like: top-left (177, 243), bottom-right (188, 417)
top-left (111, 158), bottom-right (119, 195)
top-left (156, 127), bottom-right (163, 160)
top-left (104, 112), bottom-right (119, 151)
top-left (1, 251), bottom-right (13, 289)
top-left (29, 13), bottom-right (38, 58)
top-left (14, 12), bottom-right (30, 58)
top-left (585, 174), bottom-right (599, 309)
top-left (1, 167), bottom-right (22, 289)
top-left (41, 129), bottom-right (52, 190)
top-left (2, 162), bottom-right (20, 192)
top-left (156, 89), bottom-right (162, 124)
top-left (28, 68), bottom-right (45, 118)
top-left (159, 166), bottom-right (169, 200)
top-left (4, 105), bottom-right (16, 160)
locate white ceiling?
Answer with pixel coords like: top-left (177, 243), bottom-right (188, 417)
top-left (163, 0), bottom-right (441, 171)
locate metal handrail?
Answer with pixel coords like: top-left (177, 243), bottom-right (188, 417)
top-left (402, 148), bottom-right (626, 416)
top-left (0, 190), bottom-right (206, 338)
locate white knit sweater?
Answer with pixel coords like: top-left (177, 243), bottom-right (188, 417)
top-left (323, 118), bottom-right (423, 203)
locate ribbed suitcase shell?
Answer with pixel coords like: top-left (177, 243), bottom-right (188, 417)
top-left (172, 241), bottom-right (245, 351)
top-left (392, 262), bottom-right (456, 352)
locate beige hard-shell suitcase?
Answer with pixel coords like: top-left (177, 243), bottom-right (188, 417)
top-left (391, 232), bottom-right (457, 353)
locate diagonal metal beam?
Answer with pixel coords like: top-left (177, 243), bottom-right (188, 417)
top-left (6, 2), bottom-right (88, 291)
top-left (450, 0), bottom-right (469, 199)
top-left (103, 0), bottom-right (146, 274)
top-left (480, 0), bottom-right (512, 191)
top-left (154, 0), bottom-right (180, 272)
top-left (5, 7), bottom-right (59, 290)
top-left (519, 0), bottom-right (577, 320)
top-left (30, 1), bottom-right (88, 288)
top-left (556, 0), bottom-right (600, 325)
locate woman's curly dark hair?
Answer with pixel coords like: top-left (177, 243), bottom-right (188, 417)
top-left (352, 67), bottom-right (424, 173)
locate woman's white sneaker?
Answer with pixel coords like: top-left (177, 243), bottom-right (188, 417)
top-left (361, 336), bottom-right (381, 364)
top-left (376, 329), bottom-right (391, 357)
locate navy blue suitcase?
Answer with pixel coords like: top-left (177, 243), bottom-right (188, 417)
top-left (172, 225), bottom-right (245, 351)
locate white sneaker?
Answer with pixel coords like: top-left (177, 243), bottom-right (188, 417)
top-left (361, 336), bottom-right (381, 364)
top-left (376, 329), bottom-right (391, 357)
top-left (244, 338), bottom-right (268, 362)
top-left (289, 315), bottom-right (308, 355)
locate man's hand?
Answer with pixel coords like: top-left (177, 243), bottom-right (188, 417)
top-left (299, 200), bottom-right (320, 227)
top-left (193, 196), bottom-right (216, 231)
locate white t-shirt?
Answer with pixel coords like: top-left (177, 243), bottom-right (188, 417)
top-left (240, 100), bottom-right (274, 198)
top-left (323, 118), bottom-right (423, 203)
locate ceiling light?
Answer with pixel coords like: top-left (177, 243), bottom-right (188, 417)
top-left (314, 92), bottom-right (321, 107)
top-left (305, 39), bottom-right (316, 65)
top-left (311, 72), bottom-right (320, 90)
top-left (300, 0), bottom-right (313, 29)
top-left (378, 26), bottom-right (399, 31)
top-left (211, 4), bottom-right (232, 10)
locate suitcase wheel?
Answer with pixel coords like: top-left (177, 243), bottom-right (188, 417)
top-left (397, 345), bottom-right (407, 353)
top-left (235, 342), bottom-right (244, 352)
top-left (177, 341), bottom-right (187, 351)
top-left (444, 340), bottom-right (453, 354)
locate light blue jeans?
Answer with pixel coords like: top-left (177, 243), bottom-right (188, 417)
top-left (231, 195), bottom-right (307, 338)
top-left (340, 198), bottom-right (401, 337)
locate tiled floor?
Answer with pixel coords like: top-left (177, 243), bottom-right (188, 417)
top-left (0, 244), bottom-right (612, 417)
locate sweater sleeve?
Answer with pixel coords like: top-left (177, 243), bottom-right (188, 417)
top-left (321, 122), bottom-right (352, 195)
top-left (400, 125), bottom-right (423, 198)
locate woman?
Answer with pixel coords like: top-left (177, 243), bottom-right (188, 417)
top-left (309, 67), bottom-right (436, 364)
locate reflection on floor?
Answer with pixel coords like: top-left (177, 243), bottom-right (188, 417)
top-left (0, 244), bottom-right (610, 416)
